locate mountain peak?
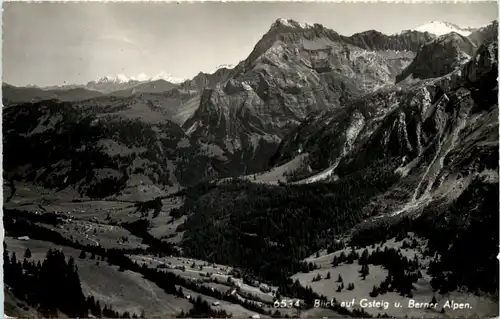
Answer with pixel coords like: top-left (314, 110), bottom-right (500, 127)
top-left (271, 18), bottom-right (314, 30)
top-left (413, 21), bottom-right (474, 36)
top-left (96, 75), bottom-right (131, 84)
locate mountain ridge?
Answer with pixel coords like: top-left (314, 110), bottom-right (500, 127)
top-left (3, 19), bottom-right (498, 190)
top-left (396, 20), bottom-right (498, 83)
top-left (6, 19), bottom-right (487, 92)
top-left (180, 18), bottom-right (437, 175)
top-left (3, 17), bottom-right (499, 319)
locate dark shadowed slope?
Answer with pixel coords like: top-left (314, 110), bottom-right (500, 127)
top-left (3, 98), bottom-right (218, 200)
top-left (2, 83), bottom-right (104, 106)
top-left (108, 79), bottom-right (180, 97)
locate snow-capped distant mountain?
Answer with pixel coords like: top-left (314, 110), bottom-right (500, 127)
top-left (413, 21), bottom-right (475, 36)
top-left (12, 72), bottom-right (186, 96)
top-left (95, 72), bottom-right (186, 85)
top-left (95, 75), bottom-right (135, 84)
top-left (81, 72), bottom-right (186, 94)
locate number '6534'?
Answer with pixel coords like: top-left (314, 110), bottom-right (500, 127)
top-left (273, 300), bottom-right (300, 308)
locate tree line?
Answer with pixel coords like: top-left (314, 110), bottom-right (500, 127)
top-left (177, 159), bottom-right (400, 286)
top-left (350, 178), bottom-right (499, 295)
top-left (4, 243), bottom-right (140, 318)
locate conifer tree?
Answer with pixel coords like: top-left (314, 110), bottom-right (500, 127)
top-left (360, 264), bottom-right (370, 279)
top-left (359, 248), bottom-right (369, 265)
top-left (11, 251), bottom-right (18, 266)
top-left (79, 250), bottom-right (86, 259)
top-left (95, 300), bottom-right (102, 317)
top-left (23, 258), bottom-right (30, 270)
top-left (3, 245), bottom-right (9, 268)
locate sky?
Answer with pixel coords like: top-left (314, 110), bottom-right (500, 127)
top-left (3, 2), bottom-right (498, 86)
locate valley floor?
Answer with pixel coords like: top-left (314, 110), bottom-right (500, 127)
top-left (3, 184), bottom-right (499, 319)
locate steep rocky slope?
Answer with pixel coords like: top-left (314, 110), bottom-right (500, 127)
top-left (396, 33), bottom-right (475, 83)
top-left (183, 19), bottom-right (422, 175)
top-left (347, 30), bottom-right (436, 52)
top-left (465, 20), bottom-right (498, 45)
top-left (180, 68), bottom-right (233, 93)
top-left (396, 20), bottom-right (497, 83)
top-left (271, 39), bottom-right (498, 217)
top-left (173, 40), bottom-right (498, 307)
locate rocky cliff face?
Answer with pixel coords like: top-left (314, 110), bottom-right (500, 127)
top-left (396, 33), bottom-right (476, 83)
top-left (347, 30), bottom-right (436, 52)
top-left (172, 30), bottom-right (498, 303)
top-left (270, 40), bottom-right (498, 218)
top-left (396, 21), bottom-right (498, 83)
top-left (180, 68), bottom-right (233, 92)
top-left (468, 20), bottom-right (498, 46)
top-left (183, 19), bottom-right (419, 174)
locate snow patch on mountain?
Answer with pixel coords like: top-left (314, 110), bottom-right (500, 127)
top-left (413, 21), bottom-right (474, 36)
top-left (272, 18), bottom-right (314, 29)
top-left (96, 74), bottom-right (132, 84)
top-left (216, 64), bottom-right (235, 70)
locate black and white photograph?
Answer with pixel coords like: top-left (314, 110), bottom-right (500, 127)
top-left (2, 2), bottom-right (499, 318)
